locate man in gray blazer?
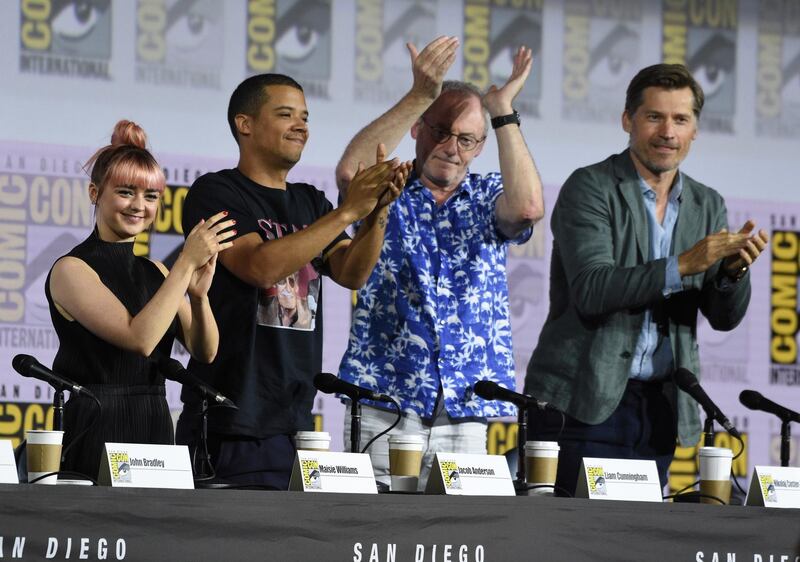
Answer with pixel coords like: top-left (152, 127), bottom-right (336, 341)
top-left (524, 64), bottom-right (769, 496)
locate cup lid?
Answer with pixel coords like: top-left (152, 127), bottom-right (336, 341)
top-left (295, 431), bottom-right (330, 439)
top-left (26, 429), bottom-right (64, 434)
top-left (388, 434), bottom-right (424, 444)
top-left (524, 440), bottom-right (560, 449)
top-left (698, 446), bottom-right (733, 458)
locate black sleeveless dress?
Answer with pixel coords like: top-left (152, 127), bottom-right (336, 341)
top-left (45, 230), bottom-right (176, 479)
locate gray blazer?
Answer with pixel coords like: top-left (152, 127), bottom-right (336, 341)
top-left (525, 150), bottom-right (750, 445)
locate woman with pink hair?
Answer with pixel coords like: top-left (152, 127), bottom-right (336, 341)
top-left (45, 120), bottom-right (235, 479)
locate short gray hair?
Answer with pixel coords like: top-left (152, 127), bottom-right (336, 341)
top-left (439, 80), bottom-right (490, 135)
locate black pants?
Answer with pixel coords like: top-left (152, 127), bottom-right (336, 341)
top-left (528, 379), bottom-right (677, 497)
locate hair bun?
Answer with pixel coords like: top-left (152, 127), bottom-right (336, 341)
top-left (110, 119), bottom-right (148, 149)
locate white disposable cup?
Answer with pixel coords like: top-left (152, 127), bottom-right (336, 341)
top-left (26, 430), bottom-right (64, 485)
top-left (295, 431), bottom-right (331, 451)
top-left (698, 446), bottom-right (733, 504)
top-left (524, 441), bottom-right (560, 494)
top-left (388, 435), bottom-right (424, 492)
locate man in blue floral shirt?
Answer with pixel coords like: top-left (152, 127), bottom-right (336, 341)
top-left (336, 37), bottom-right (544, 489)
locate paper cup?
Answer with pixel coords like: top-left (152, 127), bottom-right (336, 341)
top-left (388, 435), bottom-right (424, 492)
top-left (295, 431), bottom-right (331, 451)
top-left (525, 441), bottom-right (560, 494)
top-left (26, 430), bottom-right (63, 485)
top-left (698, 447), bottom-right (733, 505)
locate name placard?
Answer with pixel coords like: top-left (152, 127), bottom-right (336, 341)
top-left (289, 451), bottom-right (377, 494)
top-left (98, 443), bottom-right (194, 489)
top-left (0, 440), bottom-right (19, 484)
top-left (576, 458), bottom-right (662, 502)
top-left (425, 453), bottom-right (514, 496)
top-left (745, 466), bottom-right (800, 508)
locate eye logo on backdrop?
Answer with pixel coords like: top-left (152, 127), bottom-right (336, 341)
top-left (756, 0), bottom-right (800, 138)
top-left (462, 0), bottom-right (543, 117)
top-left (770, 218), bottom-right (800, 387)
top-left (562, 0), bottom-right (643, 123)
top-left (246, 0), bottom-right (332, 98)
top-left (661, 0), bottom-right (738, 133)
top-left (19, 0), bottom-right (111, 79)
top-left (135, 0), bottom-right (224, 89)
top-left (354, 0), bottom-right (437, 104)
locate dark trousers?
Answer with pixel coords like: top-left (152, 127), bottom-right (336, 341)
top-left (205, 433), bottom-right (296, 490)
top-left (528, 379), bottom-right (677, 497)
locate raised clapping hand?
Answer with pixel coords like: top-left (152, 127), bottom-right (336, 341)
top-left (374, 143), bottom-right (412, 209)
top-left (482, 46), bottom-right (533, 117)
top-left (343, 145), bottom-right (411, 221)
top-left (182, 211), bottom-right (236, 297)
top-left (678, 220), bottom-right (769, 277)
top-left (407, 36), bottom-right (459, 101)
top-left (721, 220), bottom-right (769, 275)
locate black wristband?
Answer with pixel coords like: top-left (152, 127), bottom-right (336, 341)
top-left (491, 110), bottom-right (521, 129)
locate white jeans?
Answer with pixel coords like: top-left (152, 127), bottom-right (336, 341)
top-left (343, 401), bottom-right (487, 491)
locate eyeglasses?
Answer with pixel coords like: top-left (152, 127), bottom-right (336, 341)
top-left (421, 118), bottom-right (485, 152)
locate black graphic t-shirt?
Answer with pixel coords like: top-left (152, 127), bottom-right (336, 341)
top-left (178, 168), bottom-right (349, 438)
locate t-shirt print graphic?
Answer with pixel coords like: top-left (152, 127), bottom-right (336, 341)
top-left (257, 263), bottom-right (320, 331)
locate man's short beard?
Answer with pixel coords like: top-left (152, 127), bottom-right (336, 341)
top-left (631, 146), bottom-right (678, 176)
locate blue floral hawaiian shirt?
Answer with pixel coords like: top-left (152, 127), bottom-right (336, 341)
top-left (337, 171), bottom-right (531, 419)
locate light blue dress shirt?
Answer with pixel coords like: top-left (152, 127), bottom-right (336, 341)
top-left (629, 174), bottom-right (683, 380)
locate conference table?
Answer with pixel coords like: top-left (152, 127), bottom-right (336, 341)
top-left (2, 484), bottom-right (798, 561)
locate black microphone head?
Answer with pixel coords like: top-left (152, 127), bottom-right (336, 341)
top-left (673, 368), bottom-right (698, 391)
top-left (739, 390), bottom-right (763, 411)
top-left (473, 380), bottom-right (498, 401)
top-left (313, 373), bottom-right (340, 394)
top-left (12, 354), bottom-right (36, 375)
top-left (157, 357), bottom-right (187, 383)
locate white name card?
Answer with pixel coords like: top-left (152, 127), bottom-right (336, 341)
top-left (576, 458), bottom-right (662, 502)
top-left (425, 453), bottom-right (514, 496)
top-left (98, 443), bottom-right (194, 489)
top-left (746, 466), bottom-right (800, 508)
top-left (0, 440), bottom-right (19, 484)
top-left (289, 451), bottom-right (377, 494)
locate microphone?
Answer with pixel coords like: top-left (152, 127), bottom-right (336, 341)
top-left (12, 354), bottom-right (92, 397)
top-left (473, 380), bottom-right (556, 411)
top-left (740, 390), bottom-right (800, 424)
top-left (313, 373), bottom-right (393, 403)
top-left (158, 358), bottom-right (237, 409)
top-left (674, 368), bottom-right (741, 438)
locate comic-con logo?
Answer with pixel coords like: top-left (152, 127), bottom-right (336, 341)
top-left (0, 165), bottom-right (92, 328)
top-left (354, 0), bottom-right (437, 104)
top-left (109, 451), bottom-right (133, 483)
top-left (463, 0), bottom-right (543, 117)
top-left (19, 0), bottom-right (111, 79)
top-left (135, 0), bottom-right (224, 89)
top-left (440, 460), bottom-right (462, 489)
top-left (246, 0), bottom-right (331, 98)
top-left (662, 0), bottom-right (738, 133)
top-left (756, 0), bottom-right (800, 138)
top-left (586, 466), bottom-right (607, 495)
top-left (562, 0), bottom-right (643, 123)
top-left (770, 224), bottom-right (800, 386)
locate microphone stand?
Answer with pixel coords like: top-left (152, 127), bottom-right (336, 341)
top-left (703, 414), bottom-right (715, 447)
top-left (514, 407), bottom-right (528, 495)
top-left (192, 396), bottom-right (229, 489)
top-left (53, 388), bottom-right (65, 431)
top-left (350, 400), bottom-right (361, 454)
top-left (781, 421), bottom-right (791, 467)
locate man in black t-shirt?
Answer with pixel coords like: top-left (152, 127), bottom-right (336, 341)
top-left (176, 74), bottom-right (410, 489)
